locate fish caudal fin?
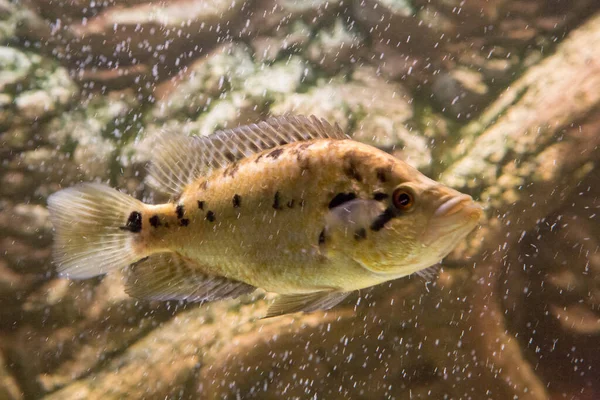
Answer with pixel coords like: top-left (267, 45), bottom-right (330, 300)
top-left (47, 183), bottom-right (146, 279)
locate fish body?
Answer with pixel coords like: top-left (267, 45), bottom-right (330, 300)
top-left (48, 116), bottom-right (482, 317)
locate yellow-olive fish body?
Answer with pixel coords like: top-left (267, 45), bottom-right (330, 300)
top-left (48, 115), bottom-right (482, 317)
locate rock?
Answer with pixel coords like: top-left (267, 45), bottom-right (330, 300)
top-left (0, 351), bottom-right (21, 400)
top-left (431, 68), bottom-right (489, 120)
top-left (500, 171), bottom-right (600, 398)
top-left (305, 18), bottom-right (363, 73)
top-left (55, 0), bottom-right (251, 87)
top-left (194, 94), bottom-right (267, 136)
top-left (0, 92), bottom-right (11, 128)
top-left (251, 20), bottom-right (311, 64)
top-left (5, 272), bottom-right (179, 395)
top-left (352, 0), bottom-right (437, 53)
top-left (152, 44), bottom-right (256, 122)
top-left (449, 41), bottom-right (521, 86)
top-left (0, 0), bottom-right (51, 45)
top-left (236, 0), bottom-right (343, 38)
top-left (0, 47), bottom-right (33, 92)
top-left (446, 11), bottom-right (600, 194)
top-left (0, 203), bottom-right (52, 240)
top-left (14, 90), bottom-right (54, 121)
top-left (0, 47), bottom-right (77, 132)
top-left (243, 56), bottom-right (312, 101)
top-left (37, 91), bottom-right (139, 183)
top-left (0, 257), bottom-right (39, 301)
top-left (271, 80), bottom-right (352, 130)
top-left (272, 66), bottom-right (431, 170)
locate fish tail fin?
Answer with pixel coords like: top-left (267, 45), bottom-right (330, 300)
top-left (47, 183), bottom-right (147, 279)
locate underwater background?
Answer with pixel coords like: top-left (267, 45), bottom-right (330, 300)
top-left (1, 0), bottom-right (599, 399)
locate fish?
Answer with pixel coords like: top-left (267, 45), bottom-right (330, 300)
top-left (47, 115), bottom-right (482, 318)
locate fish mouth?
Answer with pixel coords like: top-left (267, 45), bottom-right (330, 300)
top-left (422, 194), bottom-right (483, 247)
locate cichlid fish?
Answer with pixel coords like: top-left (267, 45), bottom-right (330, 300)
top-left (47, 115), bottom-right (482, 317)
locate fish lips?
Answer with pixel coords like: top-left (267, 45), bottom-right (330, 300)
top-left (422, 194), bottom-right (483, 248)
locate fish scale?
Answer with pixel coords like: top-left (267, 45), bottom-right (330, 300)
top-left (47, 115), bottom-right (482, 317)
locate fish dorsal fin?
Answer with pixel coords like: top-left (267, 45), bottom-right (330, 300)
top-left (147, 115), bottom-right (347, 196)
top-left (265, 291), bottom-right (350, 318)
top-left (125, 252), bottom-right (255, 302)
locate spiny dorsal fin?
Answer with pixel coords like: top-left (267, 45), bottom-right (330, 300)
top-left (265, 291), bottom-right (350, 318)
top-left (147, 115), bottom-right (347, 196)
top-left (125, 252), bottom-right (255, 302)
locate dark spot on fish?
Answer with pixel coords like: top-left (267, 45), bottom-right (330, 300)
top-left (197, 200), bottom-right (205, 210)
top-left (247, 140), bottom-right (260, 152)
top-left (199, 181), bottom-right (208, 190)
top-left (267, 148), bottom-right (284, 159)
top-left (354, 228), bottom-right (367, 241)
top-left (376, 167), bottom-right (389, 183)
top-left (224, 150), bottom-right (236, 162)
top-left (224, 162), bottom-right (240, 178)
top-left (273, 191), bottom-right (282, 210)
top-left (296, 150), bottom-right (311, 171)
top-left (287, 199), bottom-right (295, 208)
top-left (120, 211), bottom-right (142, 233)
top-left (206, 211), bottom-right (216, 222)
top-left (180, 218), bottom-right (189, 227)
top-left (373, 192), bottom-right (389, 201)
top-left (343, 155), bottom-right (362, 182)
top-left (255, 154), bottom-right (264, 163)
top-left (370, 208), bottom-right (396, 232)
top-left (175, 204), bottom-right (185, 219)
top-left (318, 229), bottom-right (326, 245)
top-left (298, 143), bottom-right (312, 151)
top-left (149, 215), bottom-right (161, 228)
top-left (298, 158), bottom-right (311, 174)
top-left (289, 143), bottom-right (310, 158)
top-left (233, 194), bottom-right (241, 208)
top-left (328, 192), bottom-right (356, 209)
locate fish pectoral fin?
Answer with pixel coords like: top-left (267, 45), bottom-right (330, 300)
top-left (325, 199), bottom-right (386, 235)
top-left (264, 291), bottom-right (351, 318)
top-left (125, 252), bottom-right (255, 302)
top-left (147, 115), bottom-right (346, 196)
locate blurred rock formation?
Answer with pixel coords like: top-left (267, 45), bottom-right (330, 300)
top-left (1, 0), bottom-right (599, 399)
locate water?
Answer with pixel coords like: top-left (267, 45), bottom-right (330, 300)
top-left (1, 1), bottom-right (598, 399)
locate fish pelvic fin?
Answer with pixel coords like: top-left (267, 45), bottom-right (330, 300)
top-left (264, 291), bottom-right (351, 318)
top-left (415, 265), bottom-right (440, 282)
top-left (146, 114), bottom-right (347, 196)
top-left (47, 183), bottom-right (146, 279)
top-left (125, 252), bottom-right (255, 302)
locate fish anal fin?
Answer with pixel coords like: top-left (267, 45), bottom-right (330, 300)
top-left (265, 291), bottom-right (351, 318)
top-left (125, 253), bottom-right (255, 302)
top-left (147, 115), bottom-right (347, 196)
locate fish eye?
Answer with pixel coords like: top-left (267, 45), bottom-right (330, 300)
top-left (392, 188), bottom-right (414, 211)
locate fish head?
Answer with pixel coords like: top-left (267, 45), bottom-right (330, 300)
top-left (345, 163), bottom-right (483, 278)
